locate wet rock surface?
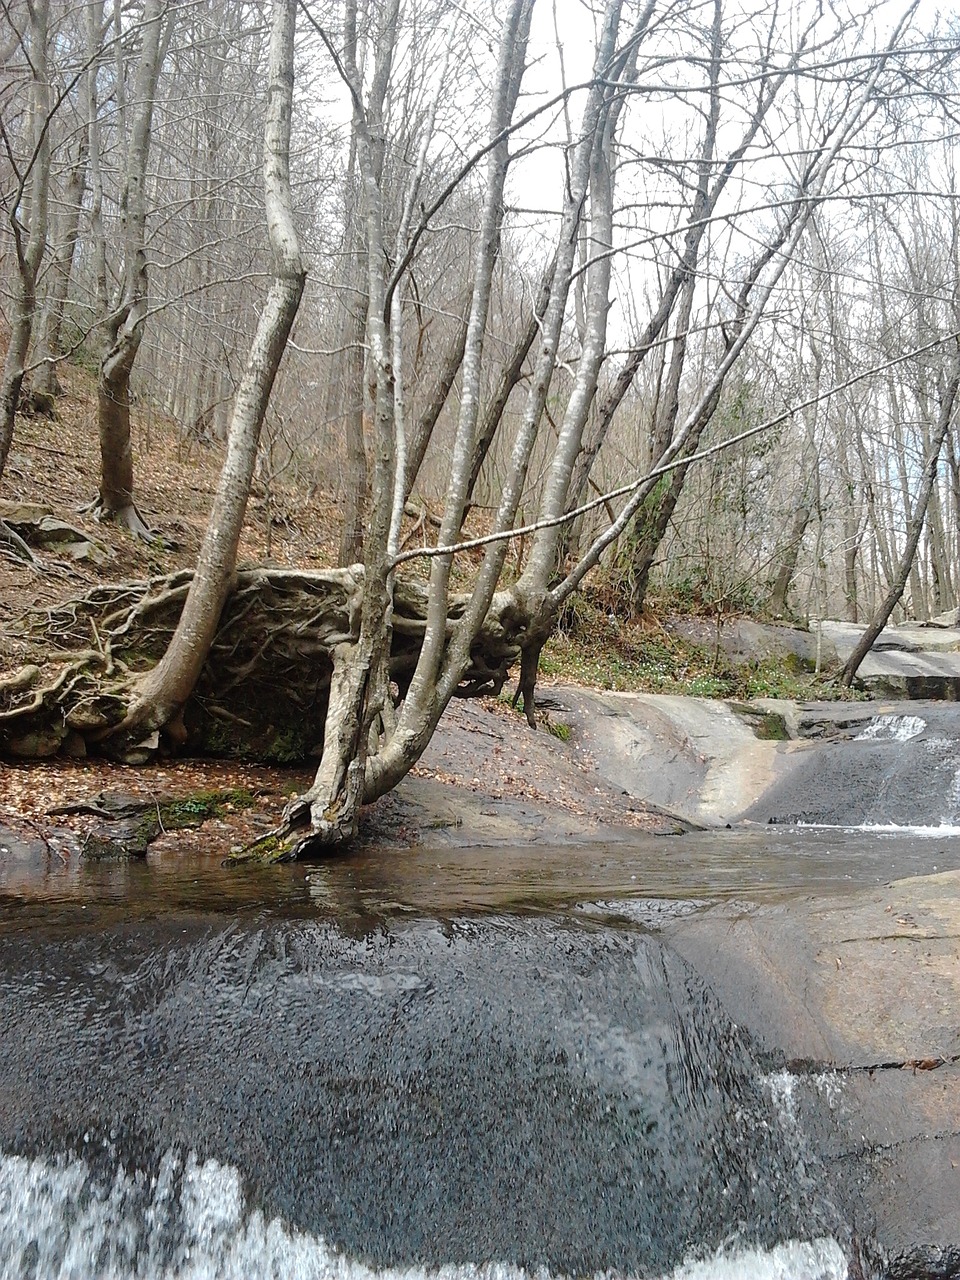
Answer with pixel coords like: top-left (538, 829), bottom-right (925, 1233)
top-left (663, 871), bottom-right (960, 1277)
top-left (4, 674), bottom-right (960, 1275)
top-left (741, 704), bottom-right (960, 827)
top-left (0, 913), bottom-right (839, 1276)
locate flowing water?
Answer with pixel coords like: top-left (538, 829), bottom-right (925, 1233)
top-left (1, 821), bottom-right (958, 1280)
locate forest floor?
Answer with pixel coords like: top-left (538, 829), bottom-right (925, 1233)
top-left (0, 365), bottom-right (698, 857)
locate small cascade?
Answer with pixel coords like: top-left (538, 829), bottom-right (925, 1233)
top-left (746, 710), bottom-right (960, 828)
top-left (854, 715), bottom-right (927, 743)
top-left (0, 914), bottom-right (847, 1280)
top-left (0, 1148), bottom-right (848, 1280)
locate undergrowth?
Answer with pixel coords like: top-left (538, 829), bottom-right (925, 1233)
top-left (540, 595), bottom-right (836, 700)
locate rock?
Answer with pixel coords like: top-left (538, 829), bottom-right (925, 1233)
top-left (922, 608), bottom-right (960, 629)
top-left (5, 727), bottom-right (65, 757)
top-left (662, 871), bottom-right (960, 1269)
top-left (0, 500), bottom-right (108, 564)
top-left (666, 616), bottom-right (834, 668)
top-left (60, 731), bottom-right (87, 758)
top-left (80, 826), bottom-right (153, 860)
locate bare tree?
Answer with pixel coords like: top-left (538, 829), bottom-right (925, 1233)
top-left (89, 0), bottom-right (168, 536)
top-left (31, 0), bottom-right (102, 403)
top-left (840, 362), bottom-right (960, 685)
top-left (4, 0), bottom-right (960, 862)
top-left (121, 0), bottom-right (306, 738)
top-left (0, 0), bottom-right (50, 476)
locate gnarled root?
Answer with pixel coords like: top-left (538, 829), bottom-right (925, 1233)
top-left (0, 518), bottom-right (42, 569)
top-left (81, 497), bottom-right (176, 548)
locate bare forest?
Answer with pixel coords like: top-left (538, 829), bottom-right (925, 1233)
top-left (2, 0), bottom-right (960, 855)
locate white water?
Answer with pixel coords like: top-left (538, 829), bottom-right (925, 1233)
top-left (855, 714), bottom-right (926, 742)
top-left (800, 821), bottom-right (960, 840)
top-left (0, 1149), bottom-right (848, 1280)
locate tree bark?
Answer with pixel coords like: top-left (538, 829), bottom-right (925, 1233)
top-left (0, 0), bottom-right (51, 480)
top-left (839, 369), bottom-right (960, 687)
top-left (123, 0), bottom-right (305, 738)
top-left (93, 0), bottom-right (166, 536)
top-left (33, 129), bottom-right (88, 401)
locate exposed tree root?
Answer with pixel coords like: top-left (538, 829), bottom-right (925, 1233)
top-left (0, 518), bottom-right (42, 569)
top-left (0, 566), bottom-right (405, 757)
top-left (1, 564), bottom-right (542, 853)
top-left (81, 497), bottom-right (176, 548)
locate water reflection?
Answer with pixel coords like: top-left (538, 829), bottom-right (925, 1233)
top-left (1, 825), bottom-right (958, 930)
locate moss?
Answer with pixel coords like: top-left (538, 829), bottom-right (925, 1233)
top-left (135, 812), bottom-right (162, 843)
top-left (781, 650), bottom-right (814, 675)
top-left (546, 719), bottom-right (572, 741)
top-left (158, 788), bottom-right (256, 829)
top-left (727, 703), bottom-right (790, 741)
top-left (226, 831), bottom-right (290, 865)
top-left (193, 718), bottom-right (246, 757)
top-left (425, 814), bottom-right (463, 830)
top-left (752, 711), bottom-right (790, 740)
top-left (264, 726), bottom-right (311, 764)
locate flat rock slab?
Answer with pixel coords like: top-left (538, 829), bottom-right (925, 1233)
top-left (666, 616), bottom-right (830, 665)
top-left (395, 696), bottom-right (685, 842)
top-left (821, 619), bottom-right (960, 658)
top-left (540, 688), bottom-right (800, 826)
top-left (819, 619), bottom-right (960, 697)
top-left (663, 870), bottom-right (960, 1269)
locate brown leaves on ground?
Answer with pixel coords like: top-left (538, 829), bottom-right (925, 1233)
top-left (0, 362), bottom-right (343, 672)
top-left (1, 363), bottom-right (667, 843)
top-left (1, 756), bottom-right (313, 861)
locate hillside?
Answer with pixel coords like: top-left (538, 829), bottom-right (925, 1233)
top-left (0, 367), bottom-right (689, 858)
top-left (1, 363), bottom-right (343, 672)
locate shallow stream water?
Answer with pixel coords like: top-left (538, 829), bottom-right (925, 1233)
top-left (0, 825), bottom-right (957, 1280)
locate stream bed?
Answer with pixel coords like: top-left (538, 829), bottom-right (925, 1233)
top-left (0, 826), bottom-right (958, 1279)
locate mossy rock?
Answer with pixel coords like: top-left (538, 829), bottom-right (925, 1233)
top-left (158, 788), bottom-right (256, 827)
top-left (727, 703), bottom-right (790, 741)
top-left (752, 711), bottom-right (789, 740)
top-left (781, 651), bottom-right (815, 675)
top-left (72, 788), bottom-right (258, 862)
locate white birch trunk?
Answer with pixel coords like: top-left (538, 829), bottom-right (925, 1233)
top-left (124, 0), bottom-right (305, 737)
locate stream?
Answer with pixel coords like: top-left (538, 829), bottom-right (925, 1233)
top-left (0, 825), bottom-right (958, 1280)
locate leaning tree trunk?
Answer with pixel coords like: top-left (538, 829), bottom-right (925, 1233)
top-left (0, 0), bottom-right (51, 481)
top-left (92, 0), bottom-right (166, 538)
top-left (33, 129), bottom-right (88, 402)
top-left (839, 370), bottom-right (960, 688)
top-left (121, 0), bottom-right (305, 743)
top-left (255, 0), bottom-right (539, 861)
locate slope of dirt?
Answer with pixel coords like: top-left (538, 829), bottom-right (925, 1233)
top-left (0, 363), bottom-right (342, 672)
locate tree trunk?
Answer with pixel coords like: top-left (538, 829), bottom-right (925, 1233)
top-left (33, 132), bottom-right (88, 401)
top-left (840, 370), bottom-right (960, 687)
top-left (272, 0), bottom-right (538, 854)
top-left (337, 301), bottom-right (369, 564)
top-left (0, 0), bottom-right (51, 480)
top-left (767, 399), bottom-right (821, 618)
top-left (334, 0), bottom-right (399, 566)
top-left (93, 0), bottom-right (166, 536)
top-left (122, 0), bottom-right (305, 739)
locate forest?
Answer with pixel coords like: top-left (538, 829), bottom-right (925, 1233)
top-left (1, 0), bottom-right (960, 856)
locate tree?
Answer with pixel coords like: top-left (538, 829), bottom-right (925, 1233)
top-left (31, 0), bottom-right (100, 404)
top-left (840, 362), bottom-right (960, 685)
top-left (120, 0), bottom-right (305, 737)
top-left (2, 0), bottom-right (959, 861)
top-left (90, 0), bottom-right (169, 536)
top-left (0, 0), bottom-right (51, 477)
